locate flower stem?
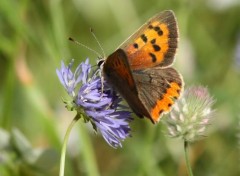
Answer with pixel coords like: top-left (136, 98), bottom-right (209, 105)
top-left (59, 114), bottom-right (80, 176)
top-left (184, 141), bottom-right (194, 176)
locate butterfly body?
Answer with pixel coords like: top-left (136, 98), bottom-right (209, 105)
top-left (102, 10), bottom-right (183, 123)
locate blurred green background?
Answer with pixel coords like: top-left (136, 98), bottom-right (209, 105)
top-left (0, 0), bottom-right (240, 176)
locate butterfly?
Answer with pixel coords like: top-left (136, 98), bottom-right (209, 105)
top-left (101, 10), bottom-right (183, 124)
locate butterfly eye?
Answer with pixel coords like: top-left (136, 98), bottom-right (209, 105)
top-left (97, 59), bottom-right (105, 68)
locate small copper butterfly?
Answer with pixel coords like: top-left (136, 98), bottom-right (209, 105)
top-left (101, 10), bottom-right (183, 123)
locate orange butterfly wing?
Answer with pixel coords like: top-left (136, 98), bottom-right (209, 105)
top-left (120, 10), bottom-right (178, 70)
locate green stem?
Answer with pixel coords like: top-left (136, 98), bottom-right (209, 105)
top-left (78, 123), bottom-right (100, 176)
top-left (184, 141), bottom-right (194, 176)
top-left (59, 114), bottom-right (80, 176)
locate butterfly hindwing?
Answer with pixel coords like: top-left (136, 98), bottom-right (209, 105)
top-left (132, 67), bottom-right (183, 123)
top-left (120, 10), bottom-right (178, 70)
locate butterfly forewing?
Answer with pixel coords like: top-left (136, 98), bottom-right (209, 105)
top-left (103, 49), bottom-right (150, 118)
top-left (119, 10), bottom-right (178, 70)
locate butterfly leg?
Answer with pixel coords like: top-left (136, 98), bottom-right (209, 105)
top-left (100, 76), bottom-right (104, 96)
top-left (98, 69), bottom-right (105, 99)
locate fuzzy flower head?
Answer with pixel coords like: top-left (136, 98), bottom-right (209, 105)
top-left (164, 86), bottom-right (215, 142)
top-left (56, 59), bottom-right (132, 148)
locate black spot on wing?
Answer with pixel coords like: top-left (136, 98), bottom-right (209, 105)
top-left (153, 26), bottom-right (163, 36)
top-left (140, 34), bottom-right (148, 43)
top-left (149, 53), bottom-right (157, 63)
top-left (153, 45), bottom-right (161, 51)
top-left (133, 43), bottom-right (138, 49)
top-left (150, 39), bottom-right (156, 44)
top-left (154, 26), bottom-right (160, 31)
top-left (158, 30), bottom-right (163, 36)
top-left (148, 25), bottom-right (153, 29)
top-left (159, 109), bottom-right (164, 115)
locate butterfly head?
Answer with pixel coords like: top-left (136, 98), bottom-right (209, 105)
top-left (97, 57), bottom-right (105, 69)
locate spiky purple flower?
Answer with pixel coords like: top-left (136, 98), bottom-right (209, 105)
top-left (56, 59), bottom-right (132, 148)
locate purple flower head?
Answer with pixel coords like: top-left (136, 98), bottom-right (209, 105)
top-left (57, 59), bottom-right (132, 148)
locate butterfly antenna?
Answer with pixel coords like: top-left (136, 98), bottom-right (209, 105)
top-left (90, 28), bottom-right (106, 59)
top-left (69, 37), bottom-right (102, 58)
